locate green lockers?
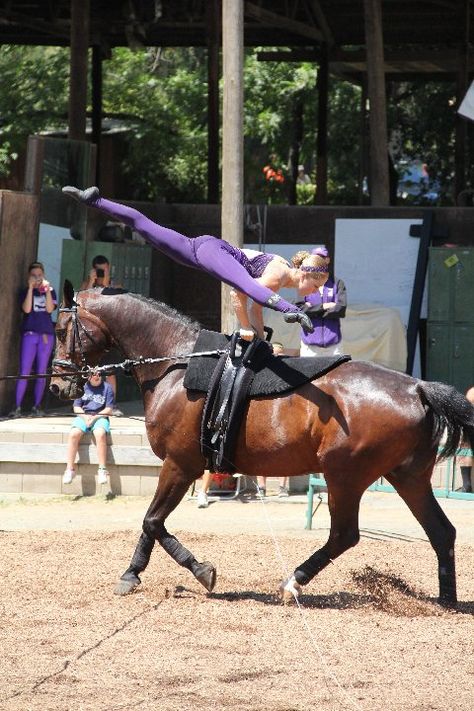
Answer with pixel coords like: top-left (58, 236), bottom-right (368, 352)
top-left (426, 247), bottom-right (474, 393)
top-left (59, 240), bottom-right (152, 295)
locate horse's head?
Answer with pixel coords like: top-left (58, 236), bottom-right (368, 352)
top-left (49, 280), bottom-right (114, 400)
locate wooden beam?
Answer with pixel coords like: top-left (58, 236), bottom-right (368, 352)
top-left (244, 2), bottom-right (324, 42)
top-left (0, 9), bottom-right (71, 40)
top-left (307, 0), bottom-right (335, 46)
top-left (221, 0), bottom-right (244, 335)
top-left (257, 49), bottom-right (320, 62)
top-left (364, 0), bottom-right (390, 206)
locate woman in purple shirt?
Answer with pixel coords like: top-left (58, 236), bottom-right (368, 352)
top-left (62, 186), bottom-right (315, 340)
top-left (296, 248), bottom-right (347, 356)
top-left (9, 261), bottom-right (57, 417)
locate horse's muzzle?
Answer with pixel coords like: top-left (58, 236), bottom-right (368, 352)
top-left (49, 379), bottom-right (84, 400)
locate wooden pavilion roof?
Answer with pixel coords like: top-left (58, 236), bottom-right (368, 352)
top-left (0, 0), bottom-right (469, 78)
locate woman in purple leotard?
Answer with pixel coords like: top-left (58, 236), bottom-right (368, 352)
top-left (9, 261), bottom-right (57, 417)
top-left (62, 186), bottom-right (317, 339)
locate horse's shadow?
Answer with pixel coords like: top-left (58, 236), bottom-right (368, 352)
top-left (207, 589), bottom-right (371, 609)
top-left (174, 586), bottom-right (474, 615)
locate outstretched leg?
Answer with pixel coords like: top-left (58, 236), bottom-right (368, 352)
top-left (115, 459), bottom-right (215, 596)
top-left (61, 186), bottom-right (311, 330)
top-left (385, 471), bottom-right (457, 606)
top-left (282, 481), bottom-right (364, 599)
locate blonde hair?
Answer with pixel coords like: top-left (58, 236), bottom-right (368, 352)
top-left (301, 254), bottom-right (328, 269)
top-left (291, 250), bottom-right (311, 268)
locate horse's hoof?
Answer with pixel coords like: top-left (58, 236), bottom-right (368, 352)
top-left (279, 575), bottom-right (301, 604)
top-left (114, 574), bottom-right (141, 596)
top-left (195, 561), bottom-right (217, 592)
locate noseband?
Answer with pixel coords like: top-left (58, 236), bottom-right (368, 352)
top-left (52, 301), bottom-right (113, 379)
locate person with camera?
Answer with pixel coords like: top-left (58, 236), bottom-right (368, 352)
top-left (81, 255), bottom-right (124, 416)
top-left (80, 254), bottom-right (112, 290)
top-left (9, 261), bottom-right (57, 417)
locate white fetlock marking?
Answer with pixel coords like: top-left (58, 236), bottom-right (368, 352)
top-left (280, 575), bottom-right (301, 602)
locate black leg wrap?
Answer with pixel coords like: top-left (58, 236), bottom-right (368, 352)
top-left (129, 532), bottom-right (155, 573)
top-left (153, 523), bottom-right (196, 571)
top-left (438, 563), bottom-right (457, 606)
top-left (294, 550), bottom-right (332, 585)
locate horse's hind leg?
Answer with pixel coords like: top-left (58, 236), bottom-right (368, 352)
top-left (282, 482), bottom-right (364, 600)
top-left (115, 459), bottom-right (216, 596)
top-left (385, 471), bottom-right (457, 606)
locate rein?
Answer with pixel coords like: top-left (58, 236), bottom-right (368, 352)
top-left (0, 349), bottom-right (228, 383)
top-left (2, 300), bottom-right (226, 383)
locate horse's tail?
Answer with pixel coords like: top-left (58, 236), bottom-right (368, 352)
top-left (417, 380), bottom-right (474, 459)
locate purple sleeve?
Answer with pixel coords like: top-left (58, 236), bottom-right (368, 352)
top-left (73, 395), bottom-right (83, 409)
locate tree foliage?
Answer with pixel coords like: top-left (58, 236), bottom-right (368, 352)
top-left (0, 46), bottom-right (69, 175)
top-left (0, 44), bottom-right (461, 205)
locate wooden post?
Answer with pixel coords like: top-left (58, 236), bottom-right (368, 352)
top-left (91, 44), bottom-right (102, 186)
top-left (454, 0), bottom-right (470, 203)
top-left (0, 192), bottom-right (39, 415)
top-left (207, 0), bottom-right (220, 204)
top-left (221, 0), bottom-right (244, 335)
top-left (288, 96), bottom-right (303, 205)
top-left (315, 44), bottom-right (328, 205)
top-left (68, 0), bottom-right (90, 141)
top-left (358, 79), bottom-right (369, 204)
top-left (363, 0), bottom-right (389, 206)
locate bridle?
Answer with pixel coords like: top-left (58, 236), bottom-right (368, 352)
top-left (52, 300), bottom-right (113, 379)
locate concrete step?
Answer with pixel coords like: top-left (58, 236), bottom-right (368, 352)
top-left (0, 401), bottom-right (162, 497)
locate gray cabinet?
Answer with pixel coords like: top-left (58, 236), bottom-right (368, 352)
top-left (426, 247), bottom-right (474, 393)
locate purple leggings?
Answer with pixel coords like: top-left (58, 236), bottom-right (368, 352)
top-left (90, 196), bottom-right (300, 314)
top-left (16, 332), bottom-right (55, 408)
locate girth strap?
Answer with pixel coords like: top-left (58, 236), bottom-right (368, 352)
top-left (201, 334), bottom-right (272, 473)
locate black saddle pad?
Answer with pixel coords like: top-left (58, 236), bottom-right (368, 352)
top-left (183, 330), bottom-right (351, 398)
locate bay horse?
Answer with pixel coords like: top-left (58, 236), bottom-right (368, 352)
top-left (50, 282), bottom-right (474, 606)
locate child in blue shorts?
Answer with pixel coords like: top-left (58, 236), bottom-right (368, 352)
top-left (62, 371), bottom-right (115, 486)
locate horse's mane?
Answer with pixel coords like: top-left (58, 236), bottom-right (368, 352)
top-left (110, 291), bottom-right (201, 335)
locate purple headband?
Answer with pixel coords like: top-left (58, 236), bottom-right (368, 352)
top-left (312, 246), bottom-right (329, 258)
top-left (301, 265), bottom-right (329, 273)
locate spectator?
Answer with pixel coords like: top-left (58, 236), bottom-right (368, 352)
top-left (458, 386), bottom-right (474, 493)
top-left (62, 371), bottom-right (115, 486)
top-left (296, 247), bottom-right (347, 357)
top-left (81, 254), bottom-right (124, 416)
top-left (196, 471), bottom-right (241, 508)
top-left (9, 261), bottom-right (57, 418)
top-left (257, 476), bottom-right (290, 498)
top-left (297, 165), bottom-right (311, 185)
top-left (196, 471), bottom-right (213, 508)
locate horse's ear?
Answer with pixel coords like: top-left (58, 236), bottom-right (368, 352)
top-left (63, 279), bottom-right (75, 308)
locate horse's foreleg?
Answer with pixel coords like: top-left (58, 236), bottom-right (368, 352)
top-left (385, 472), bottom-right (457, 606)
top-left (282, 482), bottom-right (363, 601)
top-left (116, 459), bottom-right (216, 596)
top-left (114, 532), bottom-right (156, 595)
